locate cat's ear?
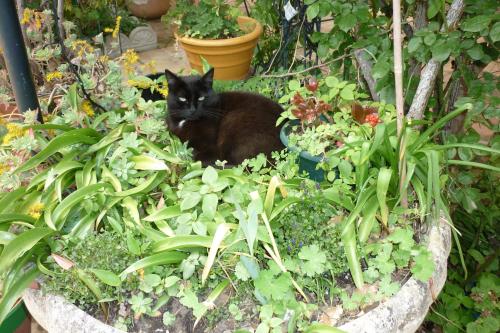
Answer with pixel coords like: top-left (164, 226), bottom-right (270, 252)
top-left (165, 69), bottom-right (180, 87)
top-left (201, 68), bottom-right (214, 87)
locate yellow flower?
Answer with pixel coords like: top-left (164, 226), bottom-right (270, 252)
top-left (34, 12), bottom-right (42, 30)
top-left (122, 49), bottom-right (139, 73)
top-left (2, 123), bottom-right (27, 145)
top-left (155, 85), bottom-right (169, 97)
top-left (81, 100), bottom-right (95, 117)
top-left (71, 40), bottom-right (94, 57)
top-left (112, 16), bottom-right (122, 39)
top-left (98, 55), bottom-right (109, 63)
top-left (28, 202), bottom-right (44, 220)
top-left (21, 8), bottom-right (32, 25)
top-left (0, 163), bottom-right (10, 176)
top-left (104, 27), bottom-right (114, 33)
top-left (46, 71), bottom-right (63, 82)
top-left (127, 79), bottom-right (152, 89)
top-left (138, 268), bottom-right (145, 280)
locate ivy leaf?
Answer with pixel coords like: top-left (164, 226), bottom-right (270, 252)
top-left (427, 0), bottom-right (441, 19)
top-left (432, 42), bottom-right (451, 62)
top-left (411, 248), bottom-right (435, 282)
top-left (423, 33), bottom-right (436, 46)
top-left (408, 37), bottom-right (422, 53)
top-left (461, 15), bottom-right (492, 32)
top-left (298, 244), bottom-right (327, 277)
top-left (337, 13), bottom-right (357, 32)
top-left (490, 22), bottom-right (500, 43)
top-left (372, 59), bottom-right (391, 79)
top-left (306, 3), bottom-right (320, 21)
top-left (466, 44), bottom-right (485, 61)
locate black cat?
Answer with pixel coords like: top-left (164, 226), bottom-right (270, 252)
top-left (145, 69), bottom-right (284, 165)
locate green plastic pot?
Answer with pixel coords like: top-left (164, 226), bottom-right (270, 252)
top-left (279, 120), bottom-right (326, 182)
top-left (0, 302), bottom-right (30, 333)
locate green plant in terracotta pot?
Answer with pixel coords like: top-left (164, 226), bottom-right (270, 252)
top-left (278, 75), bottom-right (396, 181)
top-left (162, 0), bottom-right (262, 80)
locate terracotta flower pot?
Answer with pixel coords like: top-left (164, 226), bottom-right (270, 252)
top-left (177, 16), bottom-right (262, 80)
top-left (126, 0), bottom-right (171, 19)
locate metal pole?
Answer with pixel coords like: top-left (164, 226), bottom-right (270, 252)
top-left (0, 0), bottom-right (42, 122)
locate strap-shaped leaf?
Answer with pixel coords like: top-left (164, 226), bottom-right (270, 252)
top-left (0, 227), bottom-right (54, 274)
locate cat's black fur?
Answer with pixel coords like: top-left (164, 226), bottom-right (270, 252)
top-left (143, 69), bottom-right (284, 165)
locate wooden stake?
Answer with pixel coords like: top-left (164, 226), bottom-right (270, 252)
top-left (392, 0), bottom-right (407, 208)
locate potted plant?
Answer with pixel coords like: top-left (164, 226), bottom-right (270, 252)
top-left (126, 0), bottom-right (171, 19)
top-left (277, 75), bottom-right (395, 181)
top-left (162, 0), bottom-right (262, 80)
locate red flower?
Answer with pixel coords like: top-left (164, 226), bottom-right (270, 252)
top-left (305, 77), bottom-right (318, 92)
top-left (364, 113), bottom-right (380, 127)
top-left (291, 92), bottom-right (304, 106)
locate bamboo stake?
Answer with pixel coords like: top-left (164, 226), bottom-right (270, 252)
top-left (392, 0), bottom-right (407, 208)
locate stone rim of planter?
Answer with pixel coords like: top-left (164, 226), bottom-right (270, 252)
top-left (23, 217), bottom-right (451, 333)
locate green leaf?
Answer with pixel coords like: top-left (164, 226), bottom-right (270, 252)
top-left (408, 37), bottom-right (422, 53)
top-left (306, 3), bottom-right (320, 21)
top-left (466, 44), bottom-right (484, 61)
top-left (15, 129), bottom-right (99, 173)
top-left (0, 214), bottom-right (37, 225)
top-left (144, 205), bottom-right (181, 222)
top-left (340, 86), bottom-right (355, 101)
top-left (131, 155), bottom-right (170, 171)
top-left (0, 228), bottom-right (54, 274)
top-left (305, 324), bottom-right (347, 333)
top-left (255, 270), bottom-right (292, 301)
top-left (288, 80), bottom-right (300, 91)
top-left (0, 188), bottom-right (26, 214)
top-left (325, 76), bottom-right (339, 88)
top-left (337, 13), bottom-right (357, 32)
top-left (427, 0), bottom-right (441, 19)
top-left (411, 249), bottom-right (435, 281)
top-left (180, 192), bottom-right (202, 211)
top-left (298, 244), bottom-right (327, 277)
top-left (52, 183), bottom-right (112, 228)
top-left (120, 251), bottom-right (187, 278)
top-left (432, 42), bottom-right (451, 62)
top-left (461, 15), bottom-right (492, 32)
top-left (202, 194), bottom-right (218, 220)
top-left (342, 220), bottom-right (364, 289)
top-left (423, 33), bottom-right (436, 46)
top-left (490, 22), bottom-right (500, 42)
top-left (0, 267), bottom-right (39, 324)
top-left (152, 235), bottom-right (214, 252)
top-left (202, 166), bottom-right (218, 184)
top-left (376, 168), bottom-right (392, 227)
top-left (89, 269), bottom-right (121, 287)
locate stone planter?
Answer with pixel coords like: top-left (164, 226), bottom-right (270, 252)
top-left (104, 25), bottom-right (158, 58)
top-left (23, 218), bottom-right (451, 333)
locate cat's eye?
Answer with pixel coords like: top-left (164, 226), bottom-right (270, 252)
top-left (198, 96), bottom-right (205, 101)
top-left (178, 97), bottom-right (187, 102)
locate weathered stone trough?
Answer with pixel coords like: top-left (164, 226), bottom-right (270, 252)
top-left (24, 218), bottom-right (451, 333)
